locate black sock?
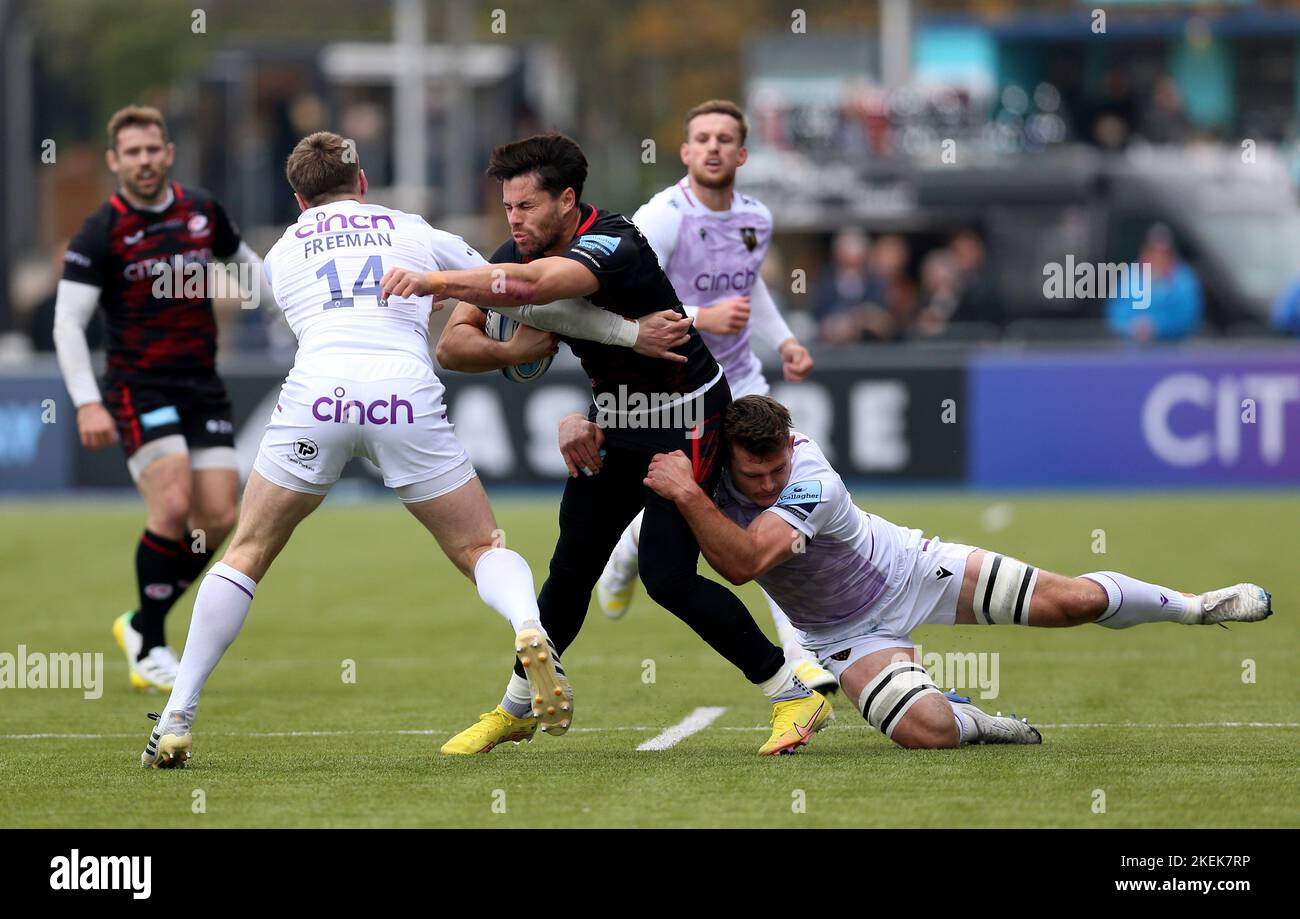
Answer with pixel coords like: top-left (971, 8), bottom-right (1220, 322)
top-left (131, 530), bottom-right (186, 656)
top-left (177, 533), bottom-right (213, 595)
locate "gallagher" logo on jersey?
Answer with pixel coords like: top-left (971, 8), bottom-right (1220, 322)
top-left (775, 479), bottom-right (823, 520)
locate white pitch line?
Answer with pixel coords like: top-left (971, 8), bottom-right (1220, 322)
top-left (2, 720), bottom-right (1295, 742)
top-left (636, 706), bottom-right (728, 751)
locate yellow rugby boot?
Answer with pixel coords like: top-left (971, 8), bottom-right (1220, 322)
top-left (440, 706), bottom-right (538, 755)
top-left (758, 691), bottom-right (833, 756)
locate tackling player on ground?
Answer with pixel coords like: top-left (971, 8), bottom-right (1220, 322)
top-left (139, 132), bottom-right (689, 767)
top-left (591, 100), bottom-right (833, 694)
top-left (55, 106), bottom-right (260, 692)
top-left (389, 133), bottom-right (833, 756)
top-left (645, 395), bottom-right (1274, 748)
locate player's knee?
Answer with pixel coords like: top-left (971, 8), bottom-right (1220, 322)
top-left (153, 487), bottom-right (193, 532)
top-left (1057, 577), bottom-right (1107, 624)
top-left (193, 507), bottom-right (236, 543)
top-left (891, 706), bottom-right (960, 749)
top-left (858, 661), bottom-right (956, 748)
top-left (639, 564), bottom-right (690, 607)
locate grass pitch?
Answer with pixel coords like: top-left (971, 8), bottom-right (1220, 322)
top-left (1, 490), bottom-right (1295, 828)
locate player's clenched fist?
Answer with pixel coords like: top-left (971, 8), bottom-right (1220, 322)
top-left (558, 413), bottom-right (605, 478)
top-left (76, 402), bottom-right (118, 450)
top-left (779, 339), bottom-right (813, 382)
top-left (644, 450), bottom-right (698, 503)
top-left (380, 267), bottom-right (439, 302)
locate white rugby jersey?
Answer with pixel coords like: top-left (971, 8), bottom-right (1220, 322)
top-left (633, 181), bottom-right (788, 391)
top-left (717, 432), bottom-right (917, 632)
top-left (263, 199), bottom-right (485, 367)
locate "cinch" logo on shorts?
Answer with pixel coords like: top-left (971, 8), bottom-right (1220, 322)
top-left (312, 387), bottom-right (414, 425)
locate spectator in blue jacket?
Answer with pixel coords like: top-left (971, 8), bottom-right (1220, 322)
top-left (1270, 276), bottom-right (1300, 336)
top-left (1106, 224), bottom-right (1202, 343)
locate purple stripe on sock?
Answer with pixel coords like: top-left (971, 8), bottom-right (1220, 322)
top-left (1082, 573), bottom-right (1122, 623)
top-left (213, 573), bottom-right (254, 600)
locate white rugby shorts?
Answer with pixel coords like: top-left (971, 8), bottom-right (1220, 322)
top-left (253, 359), bottom-right (472, 496)
top-left (802, 533), bottom-right (979, 681)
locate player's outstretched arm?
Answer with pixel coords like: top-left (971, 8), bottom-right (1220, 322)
top-left (382, 257), bottom-right (595, 308)
top-left (644, 450), bottom-right (798, 584)
top-left (385, 261), bottom-right (691, 360)
top-left (435, 301), bottom-right (558, 373)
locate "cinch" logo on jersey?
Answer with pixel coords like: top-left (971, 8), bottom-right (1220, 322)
top-left (295, 211), bottom-right (397, 238)
top-left (311, 387), bottom-right (414, 425)
top-left (693, 268), bottom-right (756, 293)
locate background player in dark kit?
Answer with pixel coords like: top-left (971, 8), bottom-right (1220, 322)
top-left (54, 105), bottom-right (265, 692)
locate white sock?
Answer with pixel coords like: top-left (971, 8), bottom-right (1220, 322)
top-left (162, 561), bottom-right (256, 722)
top-left (758, 661), bottom-right (813, 702)
top-left (764, 589), bottom-right (815, 664)
top-left (604, 513), bottom-right (642, 588)
top-left (474, 548), bottom-right (543, 634)
top-left (948, 699), bottom-right (975, 744)
top-left (500, 673), bottom-right (534, 719)
top-left (1082, 571), bottom-right (1194, 628)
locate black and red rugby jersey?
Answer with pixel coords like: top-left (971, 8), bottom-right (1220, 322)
top-left (61, 183), bottom-right (242, 378)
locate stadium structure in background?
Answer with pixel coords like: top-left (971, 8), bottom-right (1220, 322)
top-left (3, 0), bottom-right (1300, 494)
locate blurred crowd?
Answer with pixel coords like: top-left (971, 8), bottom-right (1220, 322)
top-left (752, 67), bottom-right (1225, 164)
top-left (787, 223), bottom-right (1231, 346)
top-left (807, 228), bottom-right (1002, 344)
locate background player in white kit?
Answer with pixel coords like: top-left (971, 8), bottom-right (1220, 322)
top-left (140, 132), bottom-right (690, 767)
top-left (646, 396), bottom-right (1274, 749)
top-left (594, 100), bottom-right (834, 692)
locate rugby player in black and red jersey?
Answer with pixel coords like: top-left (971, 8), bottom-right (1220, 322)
top-left (54, 105), bottom-right (263, 692)
top-left (384, 133), bottom-right (833, 755)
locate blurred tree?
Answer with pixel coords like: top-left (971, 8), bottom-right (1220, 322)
top-left (33, 0), bottom-right (390, 144)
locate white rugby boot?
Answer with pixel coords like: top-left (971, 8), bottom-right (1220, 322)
top-left (1190, 584), bottom-right (1272, 625)
top-left (945, 691), bottom-right (1042, 745)
top-left (112, 612), bottom-right (178, 692)
top-left (597, 516), bottom-right (642, 620)
top-left (141, 710), bottom-right (193, 769)
top-left (596, 551), bottom-right (639, 620)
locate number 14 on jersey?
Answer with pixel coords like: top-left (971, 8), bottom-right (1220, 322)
top-left (317, 256), bottom-right (386, 310)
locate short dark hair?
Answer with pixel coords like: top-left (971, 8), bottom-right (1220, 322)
top-left (107, 105), bottom-right (168, 150)
top-left (486, 133), bottom-right (587, 201)
top-left (725, 395), bottom-right (792, 457)
top-left (685, 99), bottom-right (749, 145)
top-left (285, 131), bottom-right (360, 205)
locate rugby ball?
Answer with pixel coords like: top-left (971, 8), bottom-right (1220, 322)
top-left (484, 309), bottom-right (554, 384)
